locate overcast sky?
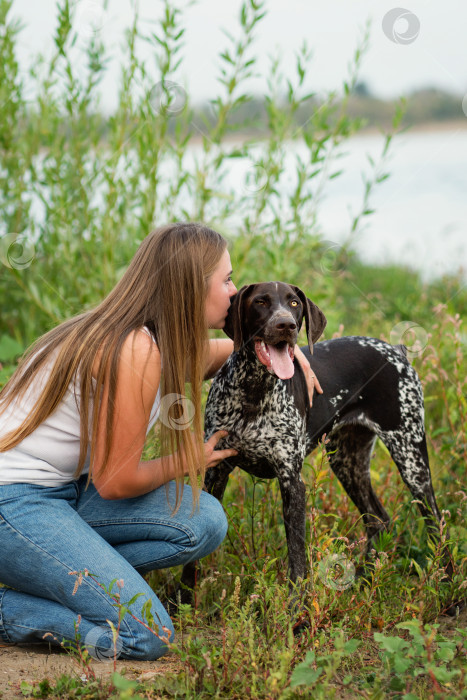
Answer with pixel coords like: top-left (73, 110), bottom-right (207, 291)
top-left (10, 0), bottom-right (467, 111)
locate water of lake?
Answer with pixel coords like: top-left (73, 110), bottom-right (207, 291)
top-left (23, 125), bottom-right (467, 283)
top-left (314, 127), bottom-right (467, 281)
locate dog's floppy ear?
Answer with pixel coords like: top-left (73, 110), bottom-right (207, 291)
top-left (223, 284), bottom-right (255, 351)
top-left (292, 286), bottom-right (327, 354)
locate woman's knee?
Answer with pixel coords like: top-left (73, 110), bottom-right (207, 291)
top-left (117, 608), bottom-right (175, 661)
top-left (191, 491), bottom-right (228, 558)
top-left (131, 620), bottom-right (175, 661)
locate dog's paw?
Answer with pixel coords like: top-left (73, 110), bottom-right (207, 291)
top-left (292, 617), bottom-right (310, 637)
top-left (441, 597), bottom-right (465, 617)
top-left (354, 563), bottom-right (373, 587)
top-left (165, 586), bottom-right (194, 616)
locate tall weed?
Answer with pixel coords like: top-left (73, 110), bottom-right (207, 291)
top-left (0, 0), bottom-right (400, 348)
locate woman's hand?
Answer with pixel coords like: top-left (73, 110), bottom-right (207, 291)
top-left (294, 345), bottom-right (323, 407)
top-left (204, 430), bottom-right (238, 469)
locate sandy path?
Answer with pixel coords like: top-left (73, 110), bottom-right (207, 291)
top-left (0, 643), bottom-right (181, 699)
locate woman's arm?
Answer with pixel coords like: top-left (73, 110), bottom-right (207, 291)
top-left (204, 338), bottom-right (234, 379)
top-left (294, 345), bottom-right (323, 406)
top-left (92, 331), bottom-right (236, 500)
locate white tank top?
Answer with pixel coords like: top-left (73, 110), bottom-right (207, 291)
top-left (0, 328), bottom-right (161, 486)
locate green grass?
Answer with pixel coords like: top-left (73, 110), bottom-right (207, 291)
top-left (0, 0), bottom-right (466, 697)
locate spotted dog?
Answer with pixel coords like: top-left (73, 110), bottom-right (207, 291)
top-left (179, 282), bottom-right (455, 609)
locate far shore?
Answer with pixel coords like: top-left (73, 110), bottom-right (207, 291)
top-left (185, 119), bottom-right (467, 146)
top-left (358, 118), bottom-right (467, 135)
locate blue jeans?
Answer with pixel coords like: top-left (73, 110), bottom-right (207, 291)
top-left (0, 476), bottom-right (227, 660)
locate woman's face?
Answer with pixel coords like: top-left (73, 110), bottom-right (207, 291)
top-left (205, 249), bottom-right (237, 329)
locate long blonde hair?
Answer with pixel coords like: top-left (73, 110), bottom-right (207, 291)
top-left (0, 222), bottom-right (227, 507)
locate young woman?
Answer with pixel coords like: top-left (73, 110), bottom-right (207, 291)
top-left (0, 222), bottom-right (319, 661)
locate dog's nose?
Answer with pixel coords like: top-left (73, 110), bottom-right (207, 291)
top-left (274, 317), bottom-right (297, 332)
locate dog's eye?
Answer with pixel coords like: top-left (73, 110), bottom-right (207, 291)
top-left (255, 299), bottom-right (266, 305)
top-left (290, 300), bottom-right (298, 307)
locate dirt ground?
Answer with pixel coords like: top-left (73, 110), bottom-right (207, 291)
top-left (0, 642), bottom-right (182, 699)
top-left (0, 607), bottom-right (465, 699)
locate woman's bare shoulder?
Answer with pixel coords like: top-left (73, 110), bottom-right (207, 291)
top-left (92, 328), bottom-right (161, 382)
top-left (121, 328), bottom-right (161, 373)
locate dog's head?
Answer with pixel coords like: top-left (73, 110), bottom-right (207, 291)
top-left (224, 282), bottom-right (327, 379)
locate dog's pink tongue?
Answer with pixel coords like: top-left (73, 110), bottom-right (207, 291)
top-left (267, 344), bottom-right (294, 379)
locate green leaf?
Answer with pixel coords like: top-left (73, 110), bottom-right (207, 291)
top-left (0, 365), bottom-right (14, 389)
top-left (396, 620), bottom-right (424, 641)
top-left (290, 665), bottom-right (323, 688)
top-left (0, 335), bottom-right (24, 362)
top-left (393, 655), bottom-right (412, 673)
top-left (126, 591), bottom-right (144, 606)
top-left (435, 643), bottom-right (455, 662)
top-left (389, 675), bottom-right (405, 691)
top-left (111, 671), bottom-right (139, 690)
top-left (428, 664), bottom-right (459, 683)
top-left (20, 681), bottom-right (35, 696)
top-left (344, 639), bottom-right (361, 654)
top-left (107, 578), bottom-right (118, 594)
top-left (374, 632), bottom-right (410, 653)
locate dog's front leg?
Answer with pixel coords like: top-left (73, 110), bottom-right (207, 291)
top-left (277, 470), bottom-right (308, 633)
top-left (277, 471), bottom-right (307, 584)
